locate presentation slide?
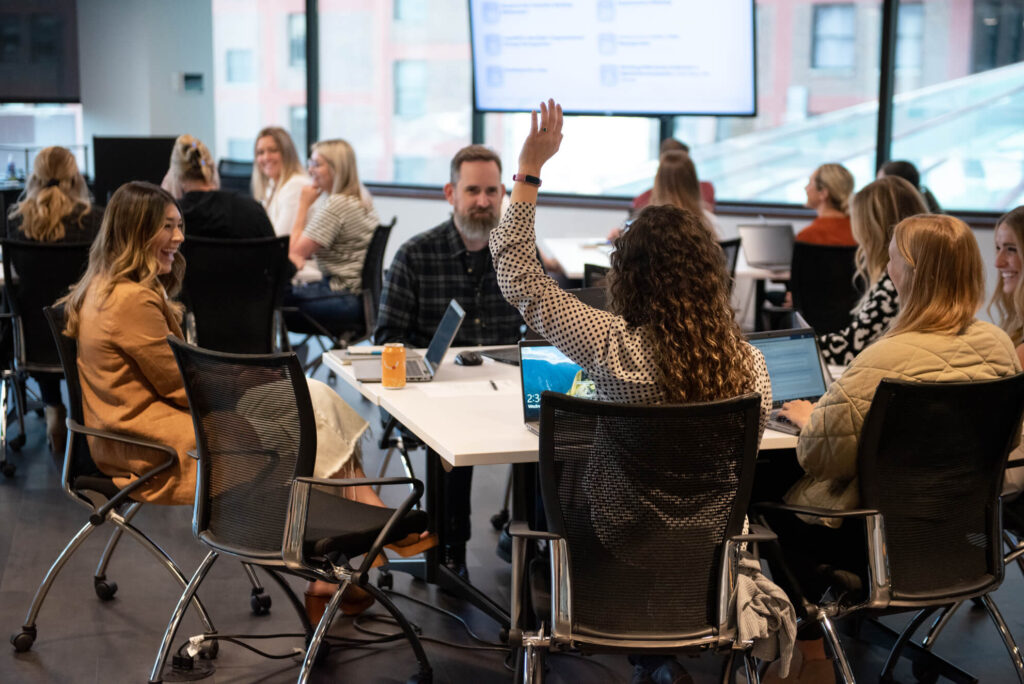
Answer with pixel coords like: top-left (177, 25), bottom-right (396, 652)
top-left (469, 0), bottom-right (756, 116)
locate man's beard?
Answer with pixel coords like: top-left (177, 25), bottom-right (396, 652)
top-left (454, 207), bottom-right (499, 242)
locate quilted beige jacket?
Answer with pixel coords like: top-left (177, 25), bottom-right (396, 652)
top-left (785, 320), bottom-right (1021, 527)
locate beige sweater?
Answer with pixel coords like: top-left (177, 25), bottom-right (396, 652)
top-left (786, 320), bottom-right (1021, 527)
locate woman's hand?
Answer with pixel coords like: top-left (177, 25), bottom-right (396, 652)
top-left (518, 98), bottom-right (564, 176)
top-left (777, 399), bottom-right (813, 430)
top-left (299, 184), bottom-right (322, 208)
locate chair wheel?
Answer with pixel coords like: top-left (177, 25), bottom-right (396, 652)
top-left (406, 672), bottom-right (432, 684)
top-left (490, 510), bottom-right (510, 531)
top-left (250, 592), bottom-right (272, 616)
top-left (199, 638), bottom-right (219, 660)
top-left (911, 660), bottom-right (940, 684)
top-left (8, 433), bottom-right (24, 451)
top-left (11, 628), bottom-right (35, 653)
top-left (378, 569), bottom-right (394, 590)
top-left (1, 462), bottom-right (14, 478)
top-left (94, 578), bottom-right (118, 601)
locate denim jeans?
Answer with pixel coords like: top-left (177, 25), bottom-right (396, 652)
top-left (284, 277), bottom-right (363, 336)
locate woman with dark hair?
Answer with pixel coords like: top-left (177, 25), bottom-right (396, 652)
top-left (7, 146), bottom-right (104, 457)
top-left (491, 100), bottom-right (772, 684)
top-left (878, 159), bottom-right (942, 213)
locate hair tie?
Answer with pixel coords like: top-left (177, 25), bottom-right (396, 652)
top-left (191, 141), bottom-right (198, 149)
top-left (200, 159), bottom-right (206, 167)
top-left (45, 179), bottom-right (60, 188)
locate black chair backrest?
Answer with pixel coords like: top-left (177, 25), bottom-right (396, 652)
top-left (217, 159), bottom-right (253, 197)
top-left (167, 336), bottom-right (316, 556)
top-left (3, 239), bottom-right (91, 371)
top-left (789, 242), bottom-right (863, 335)
top-left (859, 376), bottom-right (1024, 601)
top-left (582, 263), bottom-right (609, 288)
top-left (538, 391), bottom-right (761, 639)
top-left (361, 219), bottom-right (395, 332)
top-left (180, 235), bottom-right (290, 354)
top-left (43, 304), bottom-right (101, 479)
top-left (718, 237), bottom-right (741, 282)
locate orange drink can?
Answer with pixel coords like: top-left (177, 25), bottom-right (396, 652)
top-left (381, 342), bottom-right (406, 389)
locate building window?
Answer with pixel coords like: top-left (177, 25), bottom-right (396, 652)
top-left (394, 0), bottom-right (428, 23)
top-left (812, 4), bottom-right (856, 70)
top-left (393, 60), bottom-right (428, 117)
top-left (896, 3), bottom-right (924, 70)
top-left (225, 48), bottom-right (254, 83)
top-left (288, 13), bottom-right (305, 67)
top-left (289, 105), bottom-right (307, 154)
top-left (226, 137), bottom-right (252, 160)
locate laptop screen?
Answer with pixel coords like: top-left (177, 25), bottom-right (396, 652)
top-left (737, 224), bottom-right (794, 268)
top-left (424, 300), bottom-right (466, 368)
top-left (519, 342), bottom-right (589, 422)
top-left (747, 330), bottom-right (828, 403)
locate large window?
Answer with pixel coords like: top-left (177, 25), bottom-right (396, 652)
top-left (212, 0), bottom-right (306, 162)
top-left (812, 4), bottom-right (858, 70)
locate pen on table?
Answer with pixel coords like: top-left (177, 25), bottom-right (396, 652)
top-left (489, 380), bottom-right (498, 391)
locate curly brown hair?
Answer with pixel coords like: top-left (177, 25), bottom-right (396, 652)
top-left (607, 204), bottom-right (753, 403)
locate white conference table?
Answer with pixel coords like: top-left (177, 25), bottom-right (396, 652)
top-left (323, 346), bottom-right (798, 465)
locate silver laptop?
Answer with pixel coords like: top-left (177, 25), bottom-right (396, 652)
top-left (518, 340), bottom-right (591, 435)
top-left (737, 223), bottom-right (795, 270)
top-left (747, 328), bottom-right (830, 435)
top-left (353, 300), bottom-right (465, 383)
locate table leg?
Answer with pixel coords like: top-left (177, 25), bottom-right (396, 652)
top-left (754, 277), bottom-right (767, 332)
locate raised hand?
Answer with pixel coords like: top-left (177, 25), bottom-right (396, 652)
top-left (518, 98), bottom-right (563, 176)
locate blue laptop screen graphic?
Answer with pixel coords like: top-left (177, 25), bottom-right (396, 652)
top-left (520, 345), bottom-right (590, 421)
top-left (749, 333), bottom-right (827, 402)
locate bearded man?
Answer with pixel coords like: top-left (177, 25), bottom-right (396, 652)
top-left (374, 144), bottom-right (524, 579)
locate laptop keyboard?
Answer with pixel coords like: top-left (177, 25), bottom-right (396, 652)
top-left (407, 359), bottom-right (426, 376)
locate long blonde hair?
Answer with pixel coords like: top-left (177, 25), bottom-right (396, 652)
top-left (814, 163), bottom-right (855, 214)
top-left (60, 182), bottom-right (185, 337)
top-left (988, 206), bottom-right (1024, 344)
top-left (311, 139), bottom-right (367, 206)
top-left (850, 176), bottom-right (928, 287)
top-left (608, 204), bottom-right (753, 403)
top-left (169, 134), bottom-right (216, 188)
top-left (8, 146), bottom-right (92, 242)
top-left (251, 126), bottom-right (305, 202)
top-left (888, 215), bottom-right (984, 336)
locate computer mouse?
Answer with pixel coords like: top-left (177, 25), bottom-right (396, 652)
top-left (455, 351), bottom-right (483, 366)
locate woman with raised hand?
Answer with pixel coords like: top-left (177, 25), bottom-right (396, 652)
top-left (796, 163), bottom-right (855, 246)
top-left (491, 99), bottom-right (772, 684)
top-left (7, 146), bottom-right (104, 457)
top-left (285, 139), bottom-right (378, 335)
top-left (252, 126), bottom-right (309, 236)
top-left (817, 176), bottom-right (927, 365)
top-left (773, 214), bottom-right (1020, 683)
top-left (168, 134), bottom-right (274, 240)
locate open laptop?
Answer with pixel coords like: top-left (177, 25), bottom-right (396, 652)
top-left (351, 300), bottom-right (466, 383)
top-left (482, 287), bottom-right (610, 366)
top-left (747, 328), bottom-right (830, 435)
top-left (737, 223), bottom-right (795, 270)
top-left (518, 340), bottom-right (592, 435)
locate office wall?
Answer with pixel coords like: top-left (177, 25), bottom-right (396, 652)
top-left (77, 0), bottom-right (216, 167)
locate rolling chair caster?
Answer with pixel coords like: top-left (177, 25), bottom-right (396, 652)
top-left (250, 588), bottom-right (272, 616)
top-left (10, 626), bottom-right (36, 653)
top-left (490, 509), bottom-right (509, 531)
top-left (8, 433), bottom-right (25, 451)
top-left (94, 576), bottom-right (118, 601)
top-left (377, 567), bottom-right (394, 590)
top-left (1, 461), bottom-right (15, 478)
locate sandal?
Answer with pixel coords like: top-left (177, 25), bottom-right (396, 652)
top-left (385, 532), bottom-right (438, 557)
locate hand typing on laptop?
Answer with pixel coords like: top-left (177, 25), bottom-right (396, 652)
top-left (777, 399), bottom-right (813, 430)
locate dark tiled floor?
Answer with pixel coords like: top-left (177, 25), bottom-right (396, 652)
top-left (3, 372), bottom-right (1024, 683)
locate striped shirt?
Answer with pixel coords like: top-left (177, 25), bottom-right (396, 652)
top-left (303, 194), bottom-right (378, 292)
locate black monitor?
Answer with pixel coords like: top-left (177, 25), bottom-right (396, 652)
top-left (93, 136), bottom-right (177, 204)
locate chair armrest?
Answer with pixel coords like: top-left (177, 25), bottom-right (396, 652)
top-left (68, 419), bottom-right (178, 523)
top-left (1008, 458), bottom-right (1024, 470)
top-left (754, 501), bottom-right (881, 519)
top-left (187, 449), bottom-right (198, 460)
top-left (284, 475), bottom-right (426, 578)
top-left (729, 523), bottom-right (777, 543)
top-left (508, 521), bottom-right (561, 541)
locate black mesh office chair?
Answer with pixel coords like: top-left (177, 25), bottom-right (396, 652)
top-left (10, 305), bottom-right (221, 654)
top-left (216, 159), bottom-right (253, 197)
top-left (180, 235), bottom-right (291, 354)
top-left (582, 263), bottom-right (609, 288)
top-left (0, 239), bottom-right (92, 476)
top-left (758, 376), bottom-right (1024, 684)
top-left (789, 242), bottom-right (863, 335)
top-left (509, 391), bottom-right (770, 682)
top-left (285, 218), bottom-right (395, 375)
top-left (150, 337), bottom-right (432, 684)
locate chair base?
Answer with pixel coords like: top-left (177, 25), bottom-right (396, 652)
top-left (155, 656), bottom-right (215, 682)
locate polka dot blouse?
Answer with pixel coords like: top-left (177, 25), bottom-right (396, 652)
top-left (489, 201), bottom-right (772, 435)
